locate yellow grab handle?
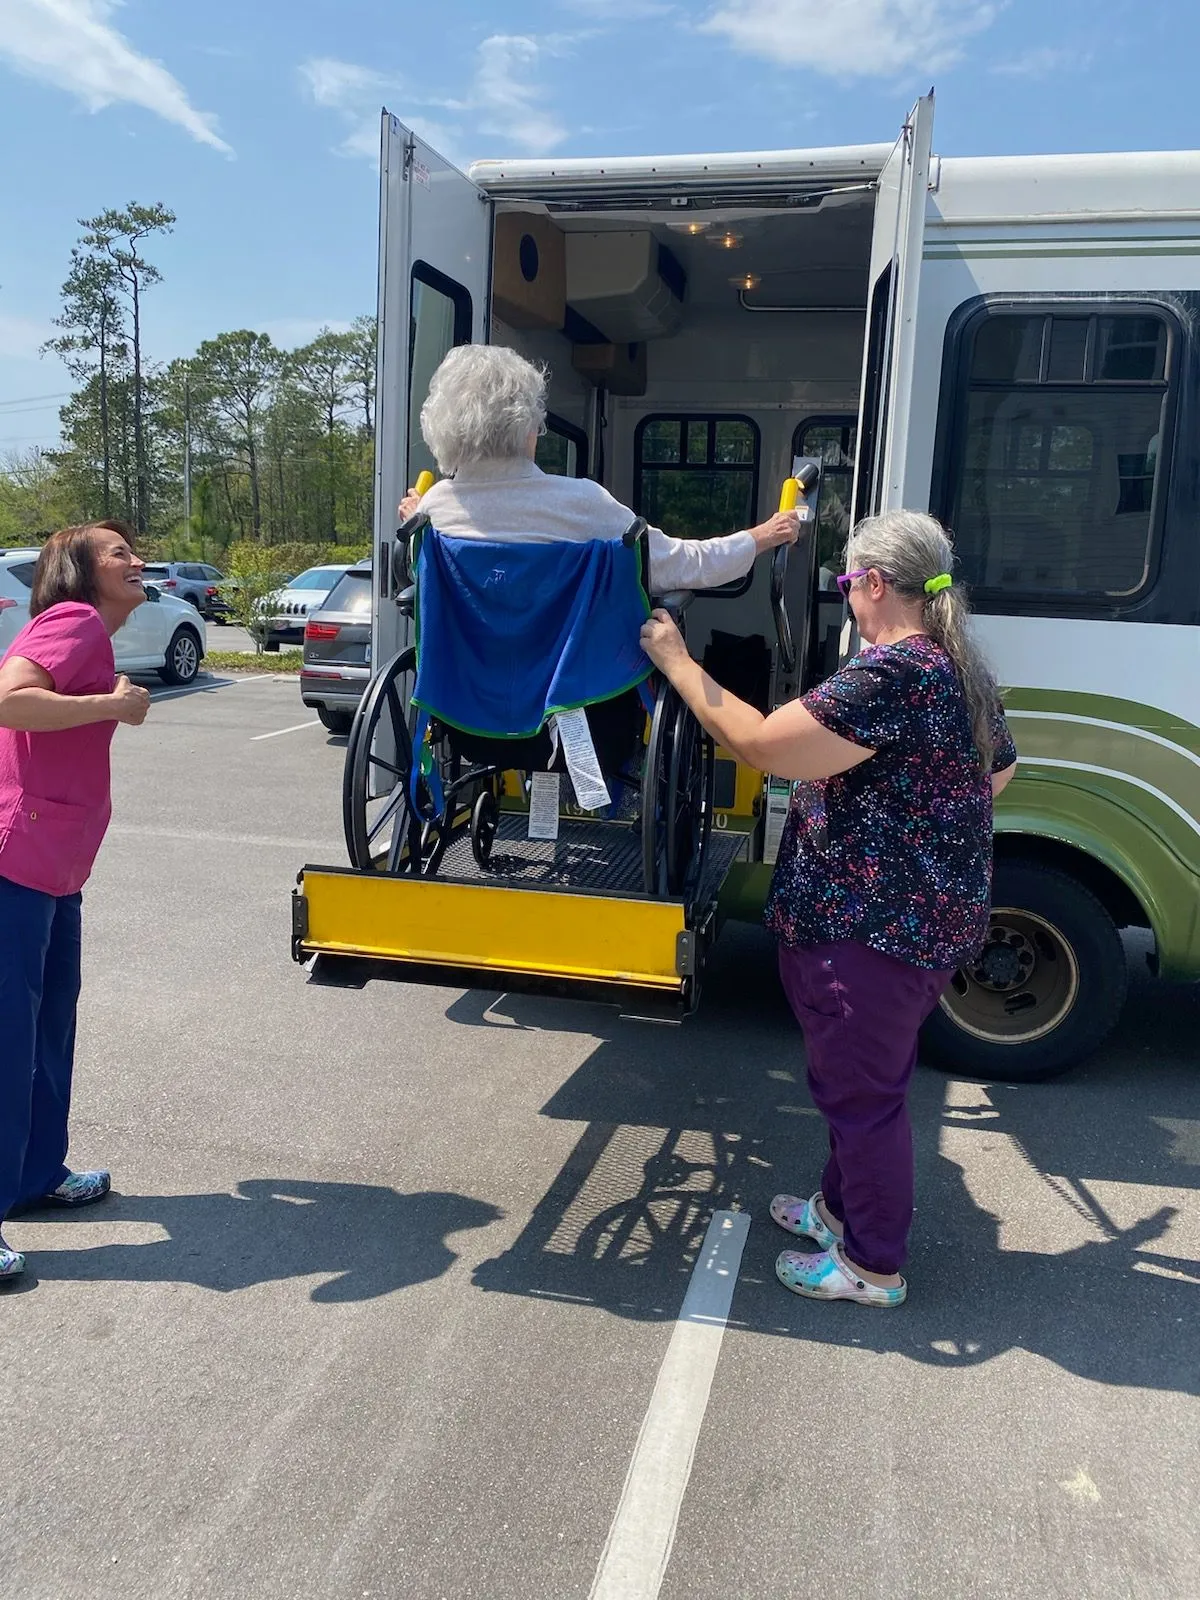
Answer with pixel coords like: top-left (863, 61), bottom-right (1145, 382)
top-left (778, 478), bottom-right (799, 513)
top-left (414, 470), bottom-right (436, 497)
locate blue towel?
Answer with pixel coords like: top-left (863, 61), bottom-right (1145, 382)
top-left (412, 531), bottom-right (653, 739)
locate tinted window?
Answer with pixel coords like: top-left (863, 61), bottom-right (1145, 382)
top-left (793, 417), bottom-right (857, 582)
top-left (944, 307), bottom-right (1174, 601)
top-left (142, 565), bottom-right (171, 579)
top-left (321, 569), bottom-right (373, 617)
top-left (6, 561), bottom-right (35, 588)
top-left (535, 413), bottom-right (588, 478)
top-left (202, 566), bottom-right (224, 581)
top-left (633, 416), bottom-right (760, 572)
top-left (408, 264), bottom-right (472, 487)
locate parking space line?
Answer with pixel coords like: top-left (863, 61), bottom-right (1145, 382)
top-left (251, 719), bottom-right (321, 742)
top-left (589, 1210), bottom-right (750, 1600)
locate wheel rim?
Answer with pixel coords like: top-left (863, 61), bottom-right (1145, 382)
top-left (641, 682), bottom-right (674, 895)
top-left (173, 634), bottom-right (198, 679)
top-left (938, 907), bottom-right (1081, 1045)
top-left (343, 648), bottom-right (422, 873)
top-left (665, 699), bottom-right (713, 897)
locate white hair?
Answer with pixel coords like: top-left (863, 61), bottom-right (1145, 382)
top-left (419, 345), bottom-right (547, 474)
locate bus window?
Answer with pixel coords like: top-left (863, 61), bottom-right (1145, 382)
top-left (793, 416), bottom-right (857, 585)
top-left (407, 262), bottom-right (472, 487)
top-left (536, 413), bottom-right (588, 478)
top-left (939, 305), bottom-right (1176, 607)
top-left (633, 415), bottom-right (761, 596)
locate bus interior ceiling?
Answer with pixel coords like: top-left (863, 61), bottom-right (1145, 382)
top-left (490, 193), bottom-right (876, 677)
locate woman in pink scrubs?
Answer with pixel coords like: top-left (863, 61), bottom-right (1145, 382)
top-left (0, 521), bottom-right (151, 1280)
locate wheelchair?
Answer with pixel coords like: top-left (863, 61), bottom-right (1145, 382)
top-left (342, 518), bottom-right (716, 903)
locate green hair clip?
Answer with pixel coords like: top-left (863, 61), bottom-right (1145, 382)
top-left (924, 572), bottom-right (953, 596)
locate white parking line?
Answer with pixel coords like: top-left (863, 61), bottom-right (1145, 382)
top-left (251, 718), bottom-right (321, 742)
top-left (589, 1210), bottom-right (750, 1600)
top-left (147, 673), bottom-right (284, 702)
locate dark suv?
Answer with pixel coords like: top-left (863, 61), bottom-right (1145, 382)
top-left (300, 561), bottom-right (372, 734)
top-left (141, 562), bottom-right (231, 622)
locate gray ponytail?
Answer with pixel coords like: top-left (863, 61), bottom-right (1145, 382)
top-left (845, 510), bottom-right (999, 770)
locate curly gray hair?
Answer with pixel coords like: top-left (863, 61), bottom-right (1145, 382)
top-left (419, 345), bottom-right (548, 474)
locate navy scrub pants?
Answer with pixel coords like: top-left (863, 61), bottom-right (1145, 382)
top-left (0, 874), bottom-right (81, 1223)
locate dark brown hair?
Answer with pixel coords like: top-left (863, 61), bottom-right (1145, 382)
top-left (30, 519), bottom-right (135, 618)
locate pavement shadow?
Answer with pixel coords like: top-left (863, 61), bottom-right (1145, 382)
top-left (20, 1179), bottom-right (502, 1302)
top-left (466, 925), bottom-right (1200, 1397)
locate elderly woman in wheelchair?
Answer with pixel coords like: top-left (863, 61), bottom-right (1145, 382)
top-left (346, 345), bottom-right (801, 900)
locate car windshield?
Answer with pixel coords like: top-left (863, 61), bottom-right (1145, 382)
top-left (289, 567), bottom-right (342, 591)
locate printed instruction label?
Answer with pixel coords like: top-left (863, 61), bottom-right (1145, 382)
top-left (762, 776), bottom-right (792, 866)
top-left (553, 708), bottom-right (611, 812)
top-left (528, 771), bottom-right (561, 841)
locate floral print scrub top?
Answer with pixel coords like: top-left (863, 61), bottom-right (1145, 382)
top-left (764, 634), bottom-right (1017, 971)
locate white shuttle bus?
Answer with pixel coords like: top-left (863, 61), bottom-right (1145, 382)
top-left (356, 94), bottom-right (1200, 1080)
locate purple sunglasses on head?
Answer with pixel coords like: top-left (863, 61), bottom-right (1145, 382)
top-left (836, 567), bottom-right (871, 596)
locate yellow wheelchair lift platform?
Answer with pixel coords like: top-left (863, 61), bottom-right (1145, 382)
top-left (292, 815), bottom-right (748, 1011)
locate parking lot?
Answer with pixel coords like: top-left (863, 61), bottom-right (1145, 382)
top-left (4, 670), bottom-right (1199, 1600)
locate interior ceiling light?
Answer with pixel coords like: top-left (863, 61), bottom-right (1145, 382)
top-left (731, 272), bottom-right (761, 291)
top-left (667, 220), bottom-right (709, 236)
top-left (709, 231), bottom-right (744, 250)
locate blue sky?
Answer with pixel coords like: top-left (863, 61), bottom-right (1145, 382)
top-left (0, 0), bottom-right (1193, 449)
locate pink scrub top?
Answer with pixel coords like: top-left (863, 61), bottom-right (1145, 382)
top-left (0, 602), bottom-right (117, 897)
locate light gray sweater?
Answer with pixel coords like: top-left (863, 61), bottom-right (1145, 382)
top-left (420, 458), bottom-right (757, 593)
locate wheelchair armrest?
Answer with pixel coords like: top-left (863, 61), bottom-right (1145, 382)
top-left (653, 590), bottom-right (694, 622)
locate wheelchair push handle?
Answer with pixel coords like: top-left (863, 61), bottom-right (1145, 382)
top-left (770, 464), bottom-right (819, 676)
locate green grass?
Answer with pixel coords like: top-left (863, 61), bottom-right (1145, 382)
top-left (205, 649), bottom-right (303, 674)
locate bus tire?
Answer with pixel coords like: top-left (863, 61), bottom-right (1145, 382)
top-left (921, 861), bottom-right (1128, 1083)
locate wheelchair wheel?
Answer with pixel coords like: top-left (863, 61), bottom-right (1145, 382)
top-left (343, 647), bottom-right (424, 873)
top-left (641, 681), bottom-right (712, 898)
top-left (666, 695), bottom-right (714, 896)
top-left (641, 680), bottom-right (674, 896)
top-left (471, 789), bottom-right (499, 867)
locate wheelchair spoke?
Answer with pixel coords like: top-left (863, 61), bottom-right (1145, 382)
top-left (366, 784), bottom-right (407, 847)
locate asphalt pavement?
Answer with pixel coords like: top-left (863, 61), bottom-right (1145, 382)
top-left (3, 672), bottom-right (1198, 1600)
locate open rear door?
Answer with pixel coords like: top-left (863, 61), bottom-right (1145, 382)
top-left (373, 114), bottom-right (492, 665)
top-left (851, 93), bottom-right (934, 523)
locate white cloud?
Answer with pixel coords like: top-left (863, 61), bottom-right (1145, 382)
top-left (300, 35), bottom-right (567, 167)
top-left (699, 0), bottom-right (999, 77)
top-left (472, 36), bottom-right (568, 152)
top-left (0, 0), bottom-right (232, 152)
top-left (993, 45), bottom-right (1090, 78)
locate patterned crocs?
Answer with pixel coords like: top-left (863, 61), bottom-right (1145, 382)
top-left (0, 1239), bottom-right (26, 1279)
top-left (770, 1191), bottom-right (840, 1250)
top-left (43, 1169), bottom-right (112, 1208)
top-left (776, 1243), bottom-right (907, 1308)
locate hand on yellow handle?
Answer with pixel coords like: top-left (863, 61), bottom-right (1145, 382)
top-left (400, 471), bottom-right (436, 522)
top-left (778, 478), bottom-right (800, 514)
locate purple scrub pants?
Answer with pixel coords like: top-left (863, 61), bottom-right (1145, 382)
top-left (777, 940), bottom-right (953, 1276)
